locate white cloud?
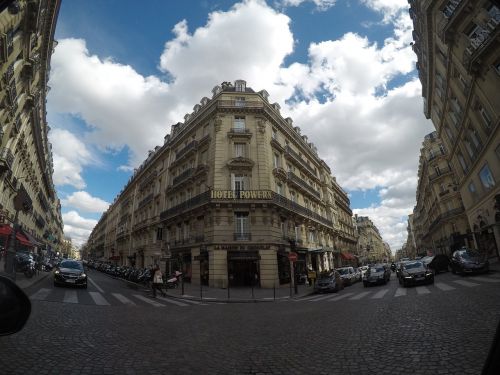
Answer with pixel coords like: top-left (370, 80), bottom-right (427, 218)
top-left (49, 128), bottom-right (95, 189)
top-left (61, 191), bottom-right (110, 213)
top-left (278, 0), bottom-right (337, 11)
top-left (62, 211), bottom-right (98, 247)
top-left (49, 0), bottom-right (432, 251)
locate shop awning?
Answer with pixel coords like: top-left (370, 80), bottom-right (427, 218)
top-left (0, 225), bottom-right (33, 247)
top-left (340, 253), bottom-right (356, 260)
top-left (0, 224), bottom-right (12, 236)
top-left (21, 230), bottom-right (42, 247)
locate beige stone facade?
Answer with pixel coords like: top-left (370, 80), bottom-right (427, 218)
top-left (412, 132), bottom-right (471, 256)
top-left (0, 1), bottom-right (64, 258)
top-left (354, 215), bottom-right (387, 264)
top-left (410, 0), bottom-right (500, 260)
top-left (87, 80), bottom-right (356, 288)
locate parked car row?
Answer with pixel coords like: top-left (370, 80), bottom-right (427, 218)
top-left (86, 260), bottom-right (152, 285)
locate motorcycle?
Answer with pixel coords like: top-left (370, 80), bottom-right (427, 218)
top-left (15, 255), bottom-right (35, 278)
top-left (166, 271), bottom-right (182, 288)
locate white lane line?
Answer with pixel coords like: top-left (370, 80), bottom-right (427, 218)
top-left (310, 294), bottom-right (337, 302)
top-left (89, 292), bottom-right (110, 306)
top-left (156, 296), bottom-right (189, 307)
top-left (30, 288), bottom-right (51, 300)
top-left (63, 290), bottom-right (78, 304)
top-left (394, 288), bottom-right (407, 297)
top-left (299, 294), bottom-right (327, 301)
top-left (349, 291), bottom-right (371, 300)
top-left (111, 293), bottom-right (136, 306)
top-left (453, 280), bottom-right (480, 287)
top-left (415, 286), bottom-right (431, 295)
top-left (434, 282), bottom-right (455, 291)
top-left (133, 294), bottom-right (165, 307)
top-left (87, 276), bottom-right (104, 293)
top-left (371, 289), bottom-right (389, 299)
top-left (470, 276), bottom-right (500, 283)
top-left (327, 292), bottom-right (354, 302)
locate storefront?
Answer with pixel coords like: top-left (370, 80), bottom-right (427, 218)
top-left (227, 251), bottom-right (260, 287)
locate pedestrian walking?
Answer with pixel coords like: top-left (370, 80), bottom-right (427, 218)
top-left (151, 264), bottom-right (166, 298)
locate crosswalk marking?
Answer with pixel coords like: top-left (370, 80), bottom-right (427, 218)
top-left (453, 280), bottom-right (480, 287)
top-left (310, 294), bottom-right (337, 302)
top-left (132, 294), bottom-right (165, 307)
top-left (300, 294), bottom-right (328, 301)
top-left (394, 288), bottom-right (407, 297)
top-left (30, 288), bottom-right (51, 300)
top-left (371, 289), bottom-right (389, 299)
top-left (63, 290), bottom-right (78, 304)
top-left (349, 291), bottom-right (371, 300)
top-left (156, 296), bottom-right (189, 306)
top-left (327, 292), bottom-right (355, 302)
top-left (111, 293), bottom-right (136, 305)
top-left (434, 282), bottom-right (455, 291)
top-left (87, 276), bottom-right (104, 293)
top-left (415, 286), bottom-right (431, 295)
top-left (470, 276), bottom-right (500, 283)
top-left (89, 292), bottom-right (110, 306)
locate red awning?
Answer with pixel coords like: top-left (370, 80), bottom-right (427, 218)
top-left (340, 253), bottom-right (355, 260)
top-left (0, 225), bottom-right (33, 247)
top-left (0, 224), bottom-right (12, 236)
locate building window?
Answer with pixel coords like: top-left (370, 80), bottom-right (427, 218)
top-left (280, 220), bottom-right (286, 237)
top-left (200, 150), bottom-right (207, 164)
top-left (276, 182), bottom-right (283, 195)
top-left (290, 191), bottom-right (296, 203)
top-left (234, 143), bottom-right (245, 158)
top-left (234, 212), bottom-right (249, 240)
top-left (273, 153), bottom-right (280, 168)
top-left (234, 116), bottom-right (246, 132)
top-left (308, 230), bottom-right (316, 243)
top-left (235, 81), bottom-right (246, 92)
top-left (444, 125), bottom-right (455, 144)
top-left (457, 152), bottom-right (468, 174)
top-left (156, 227), bottom-right (163, 241)
top-left (479, 164), bottom-right (496, 190)
top-left (495, 61), bottom-right (500, 76)
top-left (477, 103), bottom-right (492, 132)
top-left (187, 189), bottom-right (192, 200)
top-left (468, 181), bottom-right (478, 199)
top-left (294, 225), bottom-right (301, 241)
top-left (235, 96), bottom-right (245, 107)
top-left (183, 222), bottom-right (190, 240)
top-left (203, 125), bottom-right (209, 136)
top-left (496, 144), bottom-right (500, 160)
top-left (439, 144), bottom-right (446, 155)
top-left (232, 174), bottom-right (246, 192)
top-left (272, 128), bottom-right (278, 140)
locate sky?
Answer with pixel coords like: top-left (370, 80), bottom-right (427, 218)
top-left (47, 0), bottom-right (434, 251)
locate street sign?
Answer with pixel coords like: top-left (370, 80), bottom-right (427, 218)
top-left (288, 252), bottom-right (298, 262)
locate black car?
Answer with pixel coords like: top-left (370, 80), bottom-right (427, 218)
top-left (54, 260), bottom-right (87, 288)
top-left (363, 265), bottom-right (390, 287)
top-left (398, 260), bottom-right (434, 287)
top-left (427, 254), bottom-right (450, 274)
top-left (314, 271), bottom-right (344, 293)
top-left (450, 248), bottom-right (489, 275)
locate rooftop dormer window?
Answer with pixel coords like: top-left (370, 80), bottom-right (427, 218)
top-left (235, 79), bottom-right (246, 92)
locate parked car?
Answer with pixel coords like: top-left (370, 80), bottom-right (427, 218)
top-left (398, 260), bottom-right (434, 287)
top-left (450, 248), bottom-right (489, 275)
top-left (314, 271), bottom-right (344, 293)
top-left (54, 260), bottom-right (87, 288)
top-left (353, 267), bottom-right (362, 281)
top-left (396, 261), bottom-right (411, 278)
top-left (337, 267), bottom-right (357, 286)
top-left (363, 265), bottom-right (389, 287)
top-left (427, 254), bottom-right (450, 274)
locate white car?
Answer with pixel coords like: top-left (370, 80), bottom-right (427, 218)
top-left (337, 267), bottom-right (357, 285)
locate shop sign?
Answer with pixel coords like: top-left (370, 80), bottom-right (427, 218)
top-left (214, 244), bottom-right (271, 251)
top-left (308, 271), bottom-right (317, 279)
top-left (210, 190), bottom-right (273, 200)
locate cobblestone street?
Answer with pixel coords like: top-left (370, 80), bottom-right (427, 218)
top-left (1, 271), bottom-right (499, 374)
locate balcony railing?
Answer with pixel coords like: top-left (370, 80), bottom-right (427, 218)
top-left (160, 191), bottom-right (210, 220)
top-left (138, 193), bottom-right (154, 209)
top-left (176, 140), bottom-right (197, 160)
top-left (428, 166), bottom-right (452, 181)
top-left (463, 11), bottom-right (499, 69)
top-left (172, 167), bottom-right (195, 186)
top-left (139, 171), bottom-right (157, 190)
top-left (273, 193), bottom-right (332, 227)
top-left (288, 172), bottom-right (321, 199)
top-left (217, 100), bottom-right (264, 110)
top-left (284, 146), bottom-right (317, 177)
top-left (228, 128), bottom-right (251, 134)
top-left (234, 232), bottom-right (251, 241)
top-left (0, 147), bottom-right (15, 171)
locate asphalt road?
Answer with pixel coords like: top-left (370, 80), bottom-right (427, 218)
top-left (1, 270), bottom-right (499, 374)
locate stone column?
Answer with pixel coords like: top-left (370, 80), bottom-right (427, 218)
top-left (259, 249), bottom-right (278, 288)
top-left (209, 249), bottom-right (227, 288)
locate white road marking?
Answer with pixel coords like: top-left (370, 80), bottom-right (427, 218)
top-left (434, 282), bottom-right (455, 291)
top-left (453, 280), bottom-right (480, 287)
top-left (394, 288), bottom-right (407, 297)
top-left (470, 276), bottom-right (500, 283)
top-left (87, 276), bottom-right (104, 293)
top-left (63, 290), bottom-right (78, 304)
top-left (111, 293), bottom-right (136, 306)
top-left (310, 294), bottom-right (337, 302)
top-left (349, 291), bottom-right (371, 300)
top-left (30, 288), bottom-right (51, 300)
top-left (133, 294), bottom-right (165, 307)
top-left (371, 289), bottom-right (389, 299)
top-left (89, 292), bottom-right (110, 306)
top-left (415, 286), bottom-right (431, 295)
top-left (299, 294), bottom-right (327, 301)
top-left (327, 292), bottom-right (354, 302)
top-left (156, 296), bottom-right (189, 306)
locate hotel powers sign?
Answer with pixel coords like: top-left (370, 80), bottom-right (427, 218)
top-left (210, 190), bottom-right (273, 199)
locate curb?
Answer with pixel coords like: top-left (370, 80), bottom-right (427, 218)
top-left (19, 271), bottom-right (51, 290)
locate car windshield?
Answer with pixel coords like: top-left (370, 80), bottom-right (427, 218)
top-left (60, 261), bottom-right (83, 270)
top-left (337, 268), bottom-right (349, 275)
top-left (460, 250), bottom-right (481, 259)
top-left (404, 262), bottom-right (423, 269)
top-left (370, 267), bottom-right (384, 273)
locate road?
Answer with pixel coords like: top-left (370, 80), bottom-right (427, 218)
top-left (1, 269), bottom-right (499, 374)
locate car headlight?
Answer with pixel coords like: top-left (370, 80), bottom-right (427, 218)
top-left (80, 273), bottom-right (87, 278)
top-left (55, 270), bottom-right (60, 274)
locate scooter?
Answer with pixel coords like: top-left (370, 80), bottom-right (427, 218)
top-left (166, 271), bottom-right (182, 288)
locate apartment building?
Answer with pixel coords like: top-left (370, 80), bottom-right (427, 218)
top-left (354, 215), bottom-right (386, 264)
top-left (410, 0), bottom-right (500, 260)
top-left (87, 80), bottom-right (356, 288)
top-left (0, 0), bottom-right (64, 260)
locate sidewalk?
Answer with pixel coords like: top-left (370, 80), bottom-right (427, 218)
top-left (0, 258), bottom-right (51, 289)
top-left (162, 281), bottom-right (315, 303)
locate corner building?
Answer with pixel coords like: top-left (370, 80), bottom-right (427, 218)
top-left (89, 80), bottom-right (353, 288)
top-left (410, 0), bottom-right (500, 260)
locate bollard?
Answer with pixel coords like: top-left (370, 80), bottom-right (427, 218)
top-left (200, 281), bottom-right (203, 301)
top-left (252, 282), bottom-right (254, 300)
top-left (273, 283), bottom-right (276, 301)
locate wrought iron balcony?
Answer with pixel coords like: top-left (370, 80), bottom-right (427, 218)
top-left (160, 191), bottom-right (210, 220)
top-left (138, 193), bottom-right (154, 209)
top-left (288, 172), bottom-right (321, 199)
top-left (172, 167), bottom-right (195, 186)
top-left (176, 140), bottom-right (197, 160)
top-left (428, 166), bottom-right (452, 181)
top-left (217, 100), bottom-right (264, 110)
top-left (0, 147), bottom-right (15, 172)
top-left (272, 193), bottom-right (332, 227)
top-left (463, 12), bottom-right (499, 71)
top-left (284, 145), bottom-right (317, 177)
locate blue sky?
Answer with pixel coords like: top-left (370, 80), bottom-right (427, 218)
top-left (47, 0), bottom-right (434, 249)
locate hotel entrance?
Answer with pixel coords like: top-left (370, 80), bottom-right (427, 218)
top-left (227, 251), bottom-right (260, 287)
